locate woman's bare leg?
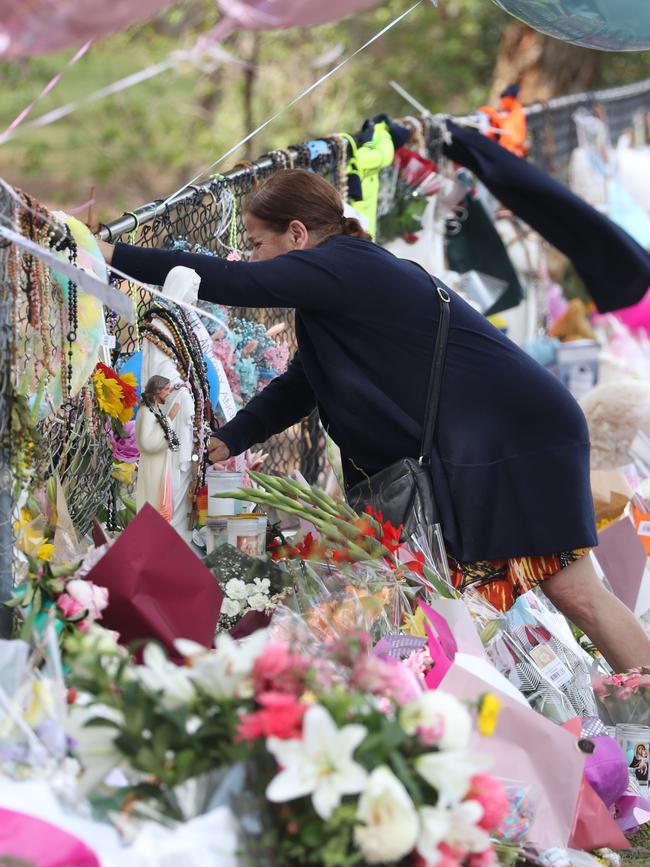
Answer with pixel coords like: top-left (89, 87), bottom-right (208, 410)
top-left (541, 553), bottom-right (650, 673)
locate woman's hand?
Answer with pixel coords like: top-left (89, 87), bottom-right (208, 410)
top-left (97, 239), bottom-right (115, 265)
top-left (168, 403), bottom-right (180, 421)
top-left (208, 436), bottom-right (230, 464)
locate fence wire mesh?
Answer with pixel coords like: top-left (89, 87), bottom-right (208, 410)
top-left (0, 78), bottom-right (648, 640)
top-left (0, 185), bottom-right (14, 637)
top-left (100, 80), bottom-right (650, 485)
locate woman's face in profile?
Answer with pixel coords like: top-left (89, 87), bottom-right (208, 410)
top-left (244, 213), bottom-right (308, 261)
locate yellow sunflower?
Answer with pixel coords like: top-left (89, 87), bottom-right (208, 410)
top-left (92, 370), bottom-right (125, 418)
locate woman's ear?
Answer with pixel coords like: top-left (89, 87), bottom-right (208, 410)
top-left (288, 220), bottom-right (309, 250)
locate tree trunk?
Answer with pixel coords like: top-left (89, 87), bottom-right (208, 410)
top-left (490, 21), bottom-right (600, 103)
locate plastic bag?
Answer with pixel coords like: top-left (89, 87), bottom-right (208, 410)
top-left (466, 588), bottom-right (598, 721)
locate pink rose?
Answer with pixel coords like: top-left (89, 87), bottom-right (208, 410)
top-left (65, 579), bottom-right (109, 622)
top-left (468, 849), bottom-right (497, 867)
top-left (467, 774), bottom-right (509, 831)
top-left (236, 692), bottom-right (306, 742)
top-left (252, 643), bottom-right (310, 695)
top-left (57, 593), bottom-right (85, 620)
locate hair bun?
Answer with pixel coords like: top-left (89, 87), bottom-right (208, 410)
top-left (340, 215), bottom-right (371, 241)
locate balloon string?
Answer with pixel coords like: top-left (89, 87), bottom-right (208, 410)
top-left (159, 0), bottom-right (424, 209)
top-left (0, 40), bottom-right (92, 144)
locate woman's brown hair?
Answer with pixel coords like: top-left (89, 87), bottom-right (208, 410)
top-left (243, 168), bottom-right (371, 242)
top-left (142, 375), bottom-right (170, 403)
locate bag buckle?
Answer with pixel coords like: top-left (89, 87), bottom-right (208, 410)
top-left (418, 455), bottom-right (431, 466)
top-left (437, 286), bottom-right (451, 303)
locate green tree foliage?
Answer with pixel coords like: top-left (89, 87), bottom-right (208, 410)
top-left (0, 0), bottom-right (649, 220)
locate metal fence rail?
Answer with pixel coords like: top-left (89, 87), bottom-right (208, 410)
top-left (99, 76), bottom-right (650, 484)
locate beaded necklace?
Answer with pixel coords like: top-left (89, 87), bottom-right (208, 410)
top-left (142, 396), bottom-right (180, 451)
top-left (139, 304), bottom-right (212, 513)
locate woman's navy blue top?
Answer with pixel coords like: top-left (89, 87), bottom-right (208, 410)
top-left (113, 235), bottom-right (597, 562)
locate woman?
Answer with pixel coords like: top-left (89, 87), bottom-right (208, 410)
top-left (102, 168), bottom-right (650, 672)
top-left (135, 375), bottom-right (180, 522)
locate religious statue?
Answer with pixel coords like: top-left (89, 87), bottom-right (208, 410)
top-left (135, 375), bottom-right (180, 521)
top-left (139, 266), bottom-right (212, 541)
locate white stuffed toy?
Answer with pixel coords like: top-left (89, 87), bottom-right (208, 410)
top-left (580, 379), bottom-right (650, 470)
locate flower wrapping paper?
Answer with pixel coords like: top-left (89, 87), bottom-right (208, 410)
top-left (86, 504), bottom-right (223, 659)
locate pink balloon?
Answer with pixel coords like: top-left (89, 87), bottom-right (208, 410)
top-left (0, 0), bottom-right (382, 58)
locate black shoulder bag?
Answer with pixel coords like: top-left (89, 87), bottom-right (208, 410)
top-left (346, 278), bottom-right (451, 535)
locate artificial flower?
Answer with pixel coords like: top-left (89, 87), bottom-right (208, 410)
top-left (266, 703), bottom-right (368, 820)
top-left (477, 694), bottom-right (501, 737)
top-left (107, 420), bottom-right (139, 463)
top-left (112, 461), bottom-right (136, 484)
top-left (92, 369), bottom-right (125, 418)
top-left (118, 370), bottom-right (138, 407)
top-left (400, 691), bottom-right (471, 750)
top-left (66, 579), bottom-right (109, 622)
top-left (466, 775), bottom-right (508, 831)
top-left (117, 402), bottom-right (135, 425)
top-left (415, 750), bottom-right (486, 807)
top-left (137, 643), bottom-right (196, 710)
top-left (236, 691), bottom-right (307, 742)
top-left (354, 766), bottom-right (419, 863)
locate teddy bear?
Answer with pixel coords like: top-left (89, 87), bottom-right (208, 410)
top-left (580, 378), bottom-right (650, 469)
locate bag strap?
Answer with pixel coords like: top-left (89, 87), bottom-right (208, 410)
top-left (419, 276), bottom-right (451, 465)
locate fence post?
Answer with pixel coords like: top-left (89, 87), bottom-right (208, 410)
top-left (0, 185), bottom-right (14, 638)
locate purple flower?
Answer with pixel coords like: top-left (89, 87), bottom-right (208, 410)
top-left (106, 420), bottom-right (139, 463)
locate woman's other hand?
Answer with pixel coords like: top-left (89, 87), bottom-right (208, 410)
top-left (97, 239), bottom-right (115, 264)
top-left (208, 436), bottom-right (230, 464)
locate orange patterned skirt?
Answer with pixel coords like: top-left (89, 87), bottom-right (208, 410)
top-left (449, 548), bottom-right (591, 612)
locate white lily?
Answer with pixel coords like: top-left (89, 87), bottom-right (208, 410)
top-left (354, 766), bottom-right (419, 863)
top-left (137, 644), bottom-right (196, 710)
top-left (415, 749), bottom-right (489, 807)
top-left (399, 691), bottom-right (471, 750)
top-left (266, 704), bottom-right (368, 820)
top-left (417, 801), bottom-right (491, 864)
top-left (176, 629), bottom-right (270, 700)
top-left (66, 702), bottom-right (125, 796)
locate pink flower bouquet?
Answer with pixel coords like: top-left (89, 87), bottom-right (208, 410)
top-left (593, 668), bottom-right (650, 725)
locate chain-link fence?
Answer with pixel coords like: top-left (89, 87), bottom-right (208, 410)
top-left (99, 78), bottom-right (650, 484)
top-left (0, 185), bottom-right (14, 638)
top-left (526, 76), bottom-right (650, 179)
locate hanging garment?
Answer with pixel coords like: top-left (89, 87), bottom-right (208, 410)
top-left (479, 93), bottom-right (528, 158)
top-left (444, 121), bottom-right (650, 313)
top-left (343, 120), bottom-right (396, 239)
top-left (445, 193), bottom-right (524, 315)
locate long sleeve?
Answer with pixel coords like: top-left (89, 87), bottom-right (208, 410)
top-left (213, 353), bottom-right (316, 456)
top-left (136, 407), bottom-right (169, 455)
top-left (112, 242), bottom-right (353, 311)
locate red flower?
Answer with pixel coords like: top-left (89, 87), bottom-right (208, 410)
top-left (404, 551), bottom-right (426, 575)
top-left (467, 774), bottom-right (509, 831)
top-left (236, 692), bottom-right (307, 742)
top-left (95, 362), bottom-right (138, 407)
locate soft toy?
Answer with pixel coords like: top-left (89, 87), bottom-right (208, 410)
top-left (549, 298), bottom-right (596, 342)
top-left (580, 378), bottom-right (650, 469)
